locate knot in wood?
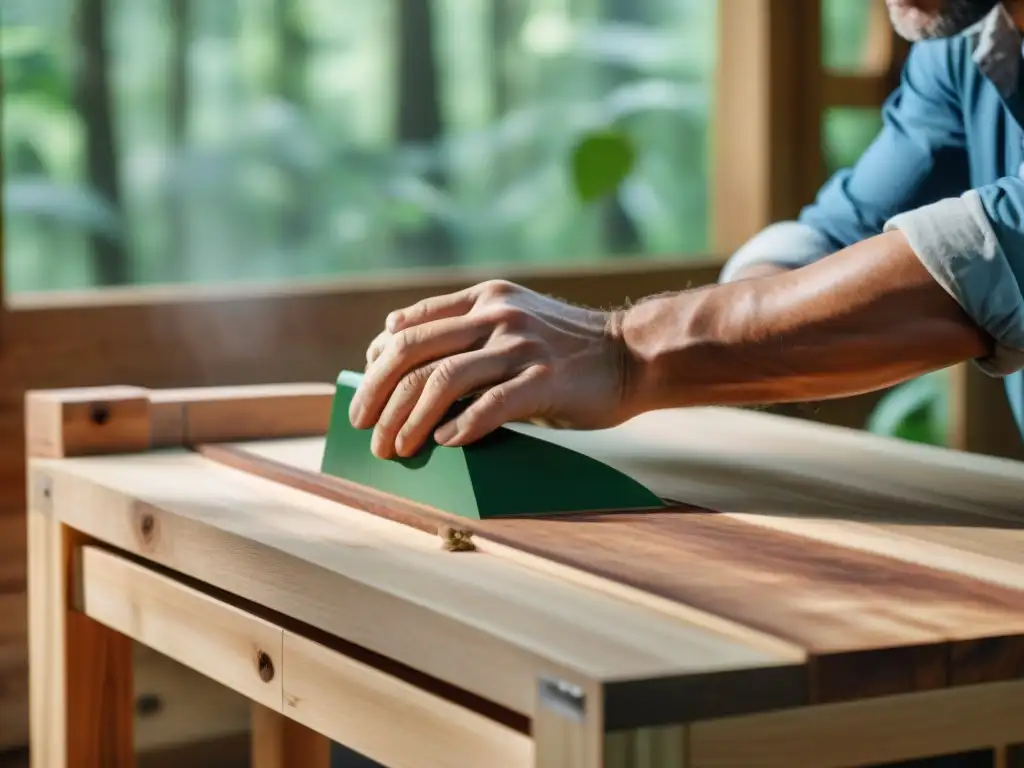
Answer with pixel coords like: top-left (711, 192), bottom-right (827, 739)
top-left (257, 650), bottom-right (275, 683)
top-left (89, 403), bottom-right (111, 426)
top-left (139, 514), bottom-right (155, 542)
top-left (439, 526), bottom-right (475, 552)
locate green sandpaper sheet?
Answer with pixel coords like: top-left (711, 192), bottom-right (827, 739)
top-left (321, 370), bottom-right (666, 519)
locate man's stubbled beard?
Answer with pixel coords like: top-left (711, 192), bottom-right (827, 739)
top-left (888, 0), bottom-right (1001, 40)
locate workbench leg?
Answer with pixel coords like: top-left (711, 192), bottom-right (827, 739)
top-left (251, 702), bottom-right (331, 768)
top-left (996, 745), bottom-right (1024, 768)
top-left (28, 507), bottom-right (134, 768)
top-left (531, 678), bottom-right (685, 768)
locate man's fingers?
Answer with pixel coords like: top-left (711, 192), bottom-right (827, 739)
top-left (393, 349), bottom-right (513, 457)
top-left (369, 360), bottom-right (437, 459)
top-left (386, 287), bottom-right (477, 333)
top-left (349, 315), bottom-right (486, 429)
top-left (365, 329), bottom-right (391, 368)
top-left (434, 366), bottom-right (547, 447)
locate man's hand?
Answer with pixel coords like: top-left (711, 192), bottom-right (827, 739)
top-left (348, 280), bottom-right (631, 459)
top-left (350, 230), bottom-right (991, 461)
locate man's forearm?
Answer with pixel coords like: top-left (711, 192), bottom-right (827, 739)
top-left (724, 262), bottom-right (794, 281)
top-left (616, 230), bottom-right (992, 411)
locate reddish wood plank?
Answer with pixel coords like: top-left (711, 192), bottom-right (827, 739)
top-left (197, 443), bottom-right (1024, 704)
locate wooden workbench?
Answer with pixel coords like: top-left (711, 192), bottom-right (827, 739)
top-left (23, 383), bottom-right (1024, 767)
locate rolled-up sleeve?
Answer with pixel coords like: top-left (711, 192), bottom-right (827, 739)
top-left (717, 221), bottom-right (836, 282)
top-left (720, 39), bottom-right (971, 284)
top-left (884, 179), bottom-right (1024, 376)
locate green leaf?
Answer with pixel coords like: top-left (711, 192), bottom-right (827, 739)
top-left (866, 370), bottom-right (949, 446)
top-left (570, 129), bottom-right (636, 202)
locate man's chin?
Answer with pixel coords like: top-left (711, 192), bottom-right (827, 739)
top-left (886, 0), bottom-right (1000, 40)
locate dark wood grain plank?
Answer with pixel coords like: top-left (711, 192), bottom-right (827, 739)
top-left (197, 443), bottom-right (1024, 703)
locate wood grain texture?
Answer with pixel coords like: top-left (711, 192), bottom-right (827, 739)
top-left (79, 547), bottom-right (284, 711)
top-left (282, 631), bottom-right (531, 768)
top-left (688, 679), bottom-right (1024, 768)
top-left (149, 383), bottom-right (334, 445)
top-left (32, 448), bottom-right (800, 723)
top-left (27, 506), bottom-right (135, 768)
top-left (209, 435), bottom-right (1024, 703)
top-left (25, 387), bottom-right (151, 459)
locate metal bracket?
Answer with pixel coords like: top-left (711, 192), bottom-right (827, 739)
top-left (539, 676), bottom-right (586, 722)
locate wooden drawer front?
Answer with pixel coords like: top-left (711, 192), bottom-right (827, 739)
top-left (80, 547), bottom-right (283, 711)
top-left (78, 547), bottom-right (533, 768)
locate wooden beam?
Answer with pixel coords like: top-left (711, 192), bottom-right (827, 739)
top-left (27, 511), bottom-right (134, 767)
top-left (822, 73), bottom-right (891, 109)
top-left (533, 679), bottom-right (603, 768)
top-left (24, 383), bottom-right (336, 460)
top-left (712, 0), bottom-right (824, 251)
top-left (688, 679), bottom-right (1024, 768)
top-left (283, 632), bottom-right (529, 768)
top-left (78, 547), bottom-right (284, 712)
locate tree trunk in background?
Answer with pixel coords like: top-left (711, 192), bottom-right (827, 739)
top-left (395, 0), bottom-right (453, 266)
top-left (167, 0), bottom-right (190, 282)
top-left (488, 0), bottom-right (515, 264)
top-left (74, 0), bottom-right (130, 286)
top-left (599, 0), bottom-right (644, 255)
top-left (275, 0), bottom-right (313, 252)
top-left (275, 0), bottom-right (307, 104)
top-left (491, 1), bottom-right (512, 118)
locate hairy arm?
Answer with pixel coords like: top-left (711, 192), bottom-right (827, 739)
top-left (617, 229), bottom-right (991, 411)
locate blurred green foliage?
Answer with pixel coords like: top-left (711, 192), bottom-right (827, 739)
top-left (2, 0), bottom-right (717, 290)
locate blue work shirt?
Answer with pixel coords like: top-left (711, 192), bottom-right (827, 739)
top-left (720, 3), bottom-right (1024, 439)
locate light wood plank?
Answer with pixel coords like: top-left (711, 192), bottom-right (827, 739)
top-left (149, 383), bottom-right (334, 444)
top-left (229, 435), bottom-right (1024, 703)
top-left (688, 679), bottom-right (1024, 768)
top-left (32, 449), bottom-right (797, 721)
top-left (713, 0), bottom-right (823, 251)
top-left (508, 406), bottom-right (1024, 522)
top-left (283, 631), bottom-right (530, 768)
top-left (232, 438), bottom-right (802, 661)
top-left (25, 387), bottom-right (151, 459)
top-left (78, 546), bottom-right (284, 711)
top-left (503, 408), bottom-right (1024, 593)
